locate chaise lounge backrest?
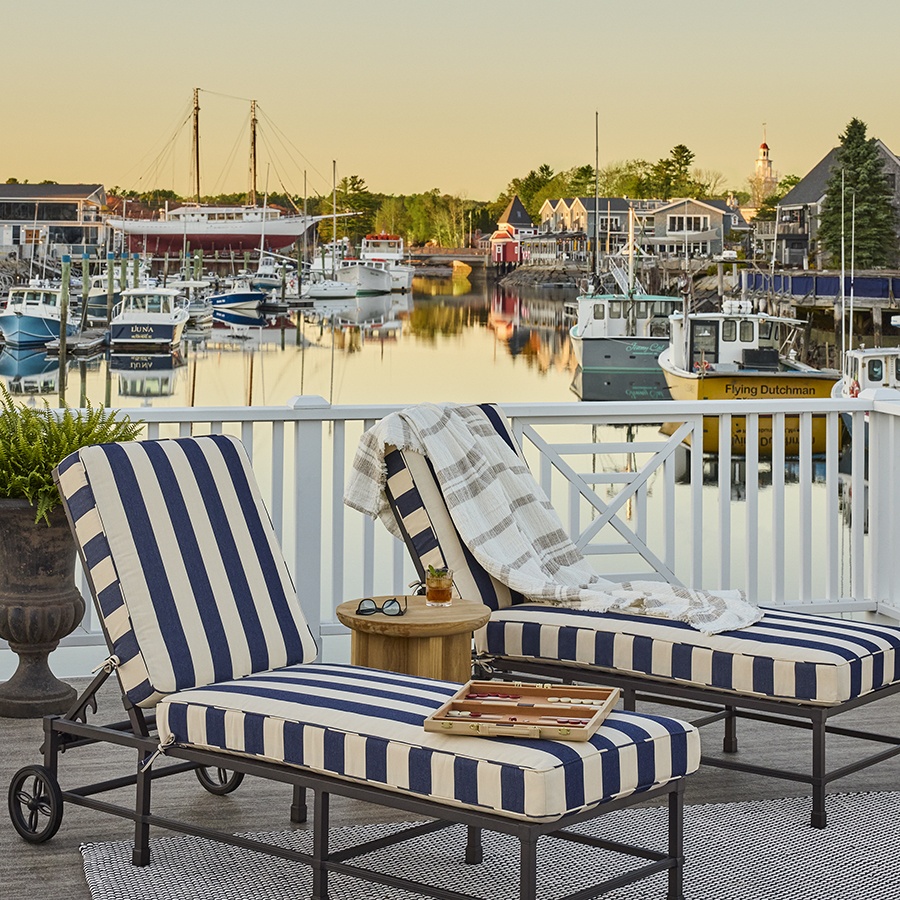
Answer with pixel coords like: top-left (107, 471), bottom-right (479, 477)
top-left (383, 403), bottom-right (529, 611)
top-left (55, 435), bottom-right (318, 708)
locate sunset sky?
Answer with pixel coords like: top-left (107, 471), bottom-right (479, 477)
top-left (4, 1), bottom-right (898, 202)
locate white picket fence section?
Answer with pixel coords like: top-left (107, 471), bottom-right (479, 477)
top-left (4, 390), bottom-right (900, 679)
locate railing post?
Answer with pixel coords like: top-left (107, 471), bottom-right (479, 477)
top-left (866, 389), bottom-right (900, 610)
top-left (290, 396), bottom-right (329, 648)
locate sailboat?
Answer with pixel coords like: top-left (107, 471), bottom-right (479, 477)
top-left (107, 92), bottom-right (331, 253)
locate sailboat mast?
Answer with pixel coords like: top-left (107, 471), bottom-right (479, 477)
top-left (192, 87), bottom-right (200, 204)
top-left (249, 99), bottom-right (258, 206)
top-left (331, 160), bottom-right (337, 279)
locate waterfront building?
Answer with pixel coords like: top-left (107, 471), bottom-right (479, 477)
top-left (0, 183), bottom-right (106, 260)
top-left (489, 195), bottom-right (536, 269)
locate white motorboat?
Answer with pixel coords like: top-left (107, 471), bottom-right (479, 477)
top-left (359, 232), bottom-right (415, 292)
top-left (333, 260), bottom-right (393, 295)
top-left (306, 276), bottom-right (356, 300)
top-left (0, 283), bottom-right (80, 347)
top-left (109, 287), bottom-right (190, 349)
top-left (831, 345), bottom-right (900, 442)
top-left (207, 287), bottom-right (267, 312)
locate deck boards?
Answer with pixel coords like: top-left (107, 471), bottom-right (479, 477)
top-left (2, 676), bottom-right (899, 899)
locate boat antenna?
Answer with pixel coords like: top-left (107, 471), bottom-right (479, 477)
top-left (840, 168), bottom-right (846, 363)
top-left (249, 99), bottom-right (258, 206)
top-left (850, 187), bottom-right (856, 352)
top-left (192, 87), bottom-right (201, 204)
top-left (592, 111), bottom-right (599, 279)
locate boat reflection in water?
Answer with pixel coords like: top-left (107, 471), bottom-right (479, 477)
top-left (109, 350), bottom-right (186, 399)
top-left (0, 346), bottom-right (67, 395)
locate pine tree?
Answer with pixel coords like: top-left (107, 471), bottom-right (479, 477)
top-left (817, 118), bottom-right (897, 268)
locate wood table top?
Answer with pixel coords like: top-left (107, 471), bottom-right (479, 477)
top-left (336, 595), bottom-right (491, 638)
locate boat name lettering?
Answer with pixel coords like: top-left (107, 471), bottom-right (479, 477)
top-left (723, 383), bottom-right (818, 398)
top-left (625, 342), bottom-right (667, 355)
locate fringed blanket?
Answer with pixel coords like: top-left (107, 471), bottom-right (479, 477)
top-left (344, 403), bottom-right (762, 634)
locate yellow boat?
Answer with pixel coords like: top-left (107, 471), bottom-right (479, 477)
top-left (658, 303), bottom-right (839, 455)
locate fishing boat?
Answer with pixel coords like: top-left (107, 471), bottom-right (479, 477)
top-left (831, 345), bottom-right (900, 442)
top-left (569, 191), bottom-right (681, 401)
top-left (0, 283), bottom-right (80, 347)
top-left (658, 300), bottom-right (839, 454)
top-left (329, 259), bottom-right (393, 295)
top-left (359, 232), bottom-right (415, 292)
top-left (569, 268), bottom-right (681, 402)
top-left (109, 287), bottom-right (190, 350)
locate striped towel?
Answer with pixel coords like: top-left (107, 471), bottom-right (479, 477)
top-left (345, 403), bottom-right (762, 634)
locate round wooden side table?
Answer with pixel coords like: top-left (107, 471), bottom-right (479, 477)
top-left (336, 595), bottom-right (491, 683)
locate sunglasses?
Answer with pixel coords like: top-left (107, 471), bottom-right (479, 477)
top-left (355, 596), bottom-right (408, 617)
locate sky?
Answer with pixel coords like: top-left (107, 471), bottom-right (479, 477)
top-left (4, 1), bottom-right (900, 203)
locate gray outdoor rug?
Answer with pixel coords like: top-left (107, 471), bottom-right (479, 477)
top-left (81, 791), bottom-right (900, 900)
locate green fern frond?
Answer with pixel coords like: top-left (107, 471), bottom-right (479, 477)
top-left (0, 384), bottom-right (142, 524)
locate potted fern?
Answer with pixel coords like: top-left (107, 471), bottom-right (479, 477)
top-left (0, 385), bottom-right (141, 717)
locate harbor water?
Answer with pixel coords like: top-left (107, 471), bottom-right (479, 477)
top-left (0, 273), bottom-right (578, 409)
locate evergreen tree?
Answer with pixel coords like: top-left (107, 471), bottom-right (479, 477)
top-left (817, 118), bottom-right (897, 268)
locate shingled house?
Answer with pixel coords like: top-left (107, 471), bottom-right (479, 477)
top-left (489, 196), bottom-right (536, 268)
top-left (770, 142), bottom-right (900, 267)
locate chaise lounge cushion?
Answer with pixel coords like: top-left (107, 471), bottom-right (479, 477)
top-left (157, 662), bottom-right (701, 822)
top-left (56, 435), bottom-right (318, 708)
top-left (379, 410), bottom-right (900, 706)
top-left (480, 605), bottom-right (900, 706)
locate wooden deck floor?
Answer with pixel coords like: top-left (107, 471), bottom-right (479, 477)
top-left (2, 676), bottom-right (899, 899)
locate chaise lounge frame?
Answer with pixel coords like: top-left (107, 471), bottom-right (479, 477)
top-left (7, 434), bottom-right (698, 900)
top-left (379, 403), bottom-right (900, 829)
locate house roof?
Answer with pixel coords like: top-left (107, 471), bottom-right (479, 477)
top-left (498, 196), bottom-right (534, 228)
top-left (779, 149), bottom-right (839, 207)
top-left (651, 197), bottom-right (749, 228)
top-left (0, 183), bottom-right (105, 203)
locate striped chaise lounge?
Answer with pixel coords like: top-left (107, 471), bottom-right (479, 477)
top-left (379, 403), bottom-right (900, 829)
top-left (8, 435), bottom-right (701, 900)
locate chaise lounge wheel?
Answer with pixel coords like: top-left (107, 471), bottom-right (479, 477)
top-left (195, 766), bottom-right (244, 795)
top-left (8, 765), bottom-right (64, 844)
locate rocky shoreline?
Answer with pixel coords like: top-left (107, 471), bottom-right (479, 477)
top-left (498, 262), bottom-right (587, 289)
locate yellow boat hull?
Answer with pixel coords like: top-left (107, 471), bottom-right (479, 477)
top-left (661, 370), bottom-right (838, 455)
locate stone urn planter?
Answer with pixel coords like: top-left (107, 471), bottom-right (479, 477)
top-left (0, 384), bottom-right (141, 718)
top-left (0, 500), bottom-right (84, 717)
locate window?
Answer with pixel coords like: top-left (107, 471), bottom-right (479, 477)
top-left (668, 215), bottom-right (708, 233)
top-left (868, 358), bottom-right (884, 382)
top-left (636, 302), bottom-right (649, 318)
top-left (608, 302), bottom-right (623, 319)
top-left (689, 320), bottom-right (718, 365)
top-left (722, 320), bottom-right (736, 342)
top-left (740, 320), bottom-right (755, 342)
top-left (592, 303), bottom-right (606, 320)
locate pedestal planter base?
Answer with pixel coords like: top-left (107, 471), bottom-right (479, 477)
top-left (0, 500), bottom-right (84, 719)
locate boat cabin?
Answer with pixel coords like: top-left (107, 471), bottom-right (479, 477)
top-left (4, 285), bottom-right (66, 313)
top-left (668, 303), bottom-right (812, 374)
top-left (114, 287), bottom-right (185, 318)
top-left (571, 294), bottom-right (681, 340)
top-left (839, 346), bottom-right (900, 396)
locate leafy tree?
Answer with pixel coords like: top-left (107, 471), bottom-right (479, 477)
top-left (817, 119), bottom-right (897, 267)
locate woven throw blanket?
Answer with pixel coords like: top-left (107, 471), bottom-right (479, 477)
top-left (344, 403), bottom-right (762, 633)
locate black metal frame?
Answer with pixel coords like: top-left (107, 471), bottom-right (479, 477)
top-left (484, 655), bottom-right (900, 829)
top-left (10, 668), bottom-right (689, 900)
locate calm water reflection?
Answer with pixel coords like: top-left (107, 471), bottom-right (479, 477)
top-left (0, 273), bottom-right (580, 409)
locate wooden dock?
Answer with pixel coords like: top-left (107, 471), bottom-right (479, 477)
top-left (44, 329), bottom-right (108, 356)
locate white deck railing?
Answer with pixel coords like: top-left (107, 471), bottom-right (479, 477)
top-left (4, 391), bottom-right (900, 679)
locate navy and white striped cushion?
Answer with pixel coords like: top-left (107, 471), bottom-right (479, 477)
top-left (157, 662), bottom-right (700, 822)
top-left (481, 605), bottom-right (900, 705)
top-left (55, 435), bottom-right (318, 707)
top-left (385, 404), bottom-right (526, 610)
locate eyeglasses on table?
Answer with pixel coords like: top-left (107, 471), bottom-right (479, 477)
top-left (355, 596), bottom-right (408, 617)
